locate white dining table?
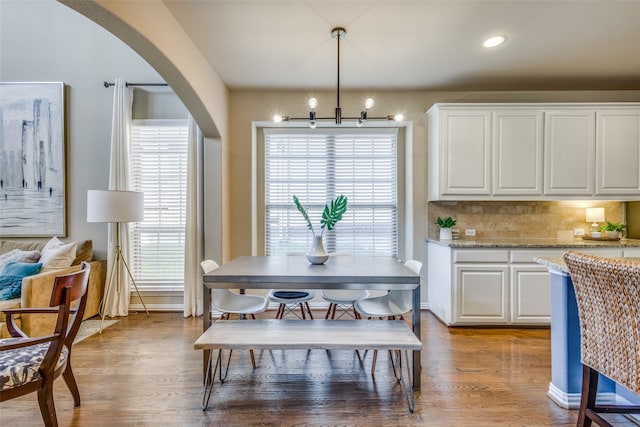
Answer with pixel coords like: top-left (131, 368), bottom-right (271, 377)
top-left (202, 255), bottom-right (422, 389)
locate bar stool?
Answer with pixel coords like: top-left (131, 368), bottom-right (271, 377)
top-left (563, 251), bottom-right (640, 427)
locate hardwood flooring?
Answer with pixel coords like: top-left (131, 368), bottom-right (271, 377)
top-left (0, 311), bottom-right (589, 426)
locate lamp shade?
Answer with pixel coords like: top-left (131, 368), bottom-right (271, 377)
top-left (585, 207), bottom-right (605, 223)
top-left (87, 190), bottom-right (144, 223)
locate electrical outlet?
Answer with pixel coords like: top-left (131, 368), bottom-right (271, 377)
top-left (574, 228), bottom-right (585, 236)
top-left (465, 229), bottom-right (476, 236)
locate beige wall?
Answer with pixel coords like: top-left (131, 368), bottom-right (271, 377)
top-left (229, 90), bottom-right (640, 264)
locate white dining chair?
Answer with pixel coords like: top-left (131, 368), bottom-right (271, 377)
top-left (320, 252), bottom-right (369, 319)
top-left (354, 259), bottom-right (422, 374)
top-left (201, 259), bottom-right (268, 369)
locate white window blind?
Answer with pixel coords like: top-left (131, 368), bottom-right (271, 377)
top-left (264, 129), bottom-right (398, 257)
top-left (130, 120), bottom-right (188, 289)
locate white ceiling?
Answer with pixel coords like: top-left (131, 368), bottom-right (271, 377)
top-left (163, 0), bottom-right (640, 91)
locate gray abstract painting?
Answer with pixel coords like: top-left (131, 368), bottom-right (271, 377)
top-left (0, 82), bottom-right (66, 236)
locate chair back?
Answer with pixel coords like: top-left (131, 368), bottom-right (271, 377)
top-left (563, 250), bottom-right (640, 394)
top-left (200, 259), bottom-right (219, 274)
top-left (39, 262), bottom-right (91, 388)
top-left (56, 262), bottom-right (91, 346)
top-left (200, 259), bottom-right (235, 308)
top-left (389, 260), bottom-right (423, 311)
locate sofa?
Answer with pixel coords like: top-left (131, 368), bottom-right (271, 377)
top-left (0, 239), bottom-right (106, 338)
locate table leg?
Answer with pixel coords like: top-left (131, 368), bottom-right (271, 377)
top-left (203, 283), bottom-right (212, 384)
top-left (412, 285), bottom-right (421, 389)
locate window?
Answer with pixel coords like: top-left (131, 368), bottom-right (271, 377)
top-left (264, 128), bottom-right (398, 257)
top-left (130, 120), bottom-right (188, 289)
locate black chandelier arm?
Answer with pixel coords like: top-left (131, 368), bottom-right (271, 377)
top-left (282, 116), bottom-right (395, 122)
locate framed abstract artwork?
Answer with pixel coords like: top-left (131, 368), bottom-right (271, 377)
top-left (0, 82), bottom-right (66, 237)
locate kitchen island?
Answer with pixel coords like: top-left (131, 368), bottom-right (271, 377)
top-left (535, 255), bottom-right (640, 409)
top-left (427, 238), bottom-right (640, 326)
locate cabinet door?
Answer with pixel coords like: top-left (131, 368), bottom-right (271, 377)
top-left (544, 110), bottom-right (595, 195)
top-left (510, 265), bottom-right (551, 325)
top-left (493, 110), bottom-right (544, 195)
top-left (441, 110), bottom-right (491, 195)
top-left (595, 109), bottom-right (640, 195)
top-left (455, 264), bottom-right (508, 324)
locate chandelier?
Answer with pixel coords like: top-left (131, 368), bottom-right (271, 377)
top-left (273, 27), bottom-right (403, 128)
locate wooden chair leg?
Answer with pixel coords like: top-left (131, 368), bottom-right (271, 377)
top-left (330, 303), bottom-right (337, 319)
top-left (249, 349), bottom-right (257, 368)
top-left (62, 363), bottom-right (81, 407)
top-left (371, 349), bottom-right (378, 374)
top-left (305, 302), bottom-right (314, 319)
top-left (577, 364), bottom-right (599, 427)
top-left (37, 380), bottom-right (58, 427)
top-left (324, 303), bottom-right (334, 319)
top-left (299, 303), bottom-right (307, 319)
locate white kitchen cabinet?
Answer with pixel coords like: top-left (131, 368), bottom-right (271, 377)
top-left (427, 103), bottom-right (640, 200)
top-left (493, 110), bottom-right (544, 195)
top-left (543, 110), bottom-right (595, 195)
top-left (434, 109), bottom-right (491, 196)
top-left (510, 265), bottom-right (551, 324)
top-left (456, 264), bottom-right (509, 324)
top-left (595, 109), bottom-right (640, 195)
top-left (425, 244), bottom-right (632, 326)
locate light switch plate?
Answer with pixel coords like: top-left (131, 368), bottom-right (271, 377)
top-left (465, 229), bottom-right (476, 236)
top-left (574, 228), bottom-right (585, 236)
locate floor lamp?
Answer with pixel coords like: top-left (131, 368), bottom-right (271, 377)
top-left (87, 190), bottom-right (150, 333)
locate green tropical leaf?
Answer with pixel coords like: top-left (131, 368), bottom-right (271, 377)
top-left (293, 195), bottom-right (315, 235)
top-left (321, 195), bottom-right (348, 232)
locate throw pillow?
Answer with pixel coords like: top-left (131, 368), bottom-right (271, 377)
top-left (39, 238), bottom-right (77, 273)
top-left (0, 262), bottom-right (43, 301)
top-left (0, 261), bottom-right (43, 277)
top-left (0, 249), bottom-right (41, 270)
top-left (72, 240), bottom-right (93, 265)
top-left (0, 275), bottom-right (24, 301)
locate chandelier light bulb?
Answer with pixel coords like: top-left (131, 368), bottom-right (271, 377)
top-left (308, 98), bottom-right (318, 109)
top-left (364, 98), bottom-right (374, 110)
top-left (273, 114), bottom-right (283, 123)
top-left (394, 113), bottom-right (404, 122)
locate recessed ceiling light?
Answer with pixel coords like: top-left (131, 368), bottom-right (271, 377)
top-left (483, 35), bottom-right (507, 48)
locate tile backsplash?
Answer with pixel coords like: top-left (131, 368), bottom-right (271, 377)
top-left (427, 201), bottom-right (624, 240)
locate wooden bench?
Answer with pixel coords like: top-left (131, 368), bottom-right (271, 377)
top-left (195, 319), bottom-right (422, 412)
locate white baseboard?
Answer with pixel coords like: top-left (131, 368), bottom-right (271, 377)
top-left (547, 382), bottom-right (617, 409)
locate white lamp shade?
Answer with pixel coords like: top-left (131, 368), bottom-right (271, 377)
top-left (87, 190), bottom-right (144, 223)
top-left (585, 207), bottom-right (605, 223)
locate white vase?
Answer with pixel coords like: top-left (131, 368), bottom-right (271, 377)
top-left (306, 235), bottom-right (329, 265)
top-left (439, 228), bottom-right (453, 240)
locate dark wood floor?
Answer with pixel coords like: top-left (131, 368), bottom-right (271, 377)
top-left (2, 310), bottom-right (583, 426)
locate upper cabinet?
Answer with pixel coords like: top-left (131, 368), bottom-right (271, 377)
top-left (544, 110), bottom-right (595, 195)
top-left (438, 110), bottom-right (491, 196)
top-left (596, 109), bottom-right (640, 195)
top-left (427, 103), bottom-right (640, 201)
top-left (493, 110), bottom-right (544, 195)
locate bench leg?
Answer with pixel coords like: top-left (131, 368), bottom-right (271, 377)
top-left (202, 349), bottom-right (234, 411)
top-left (202, 350), bottom-right (217, 410)
top-left (393, 349), bottom-right (416, 413)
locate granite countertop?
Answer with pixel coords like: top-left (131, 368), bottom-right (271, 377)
top-left (534, 256), bottom-right (640, 274)
top-left (427, 237), bottom-right (640, 248)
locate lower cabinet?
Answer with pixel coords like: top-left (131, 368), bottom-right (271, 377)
top-left (456, 264), bottom-right (508, 324)
top-left (509, 264), bottom-right (551, 325)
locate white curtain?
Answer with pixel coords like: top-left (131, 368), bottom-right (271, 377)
top-left (184, 115), bottom-right (204, 317)
top-left (104, 78), bottom-right (133, 317)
